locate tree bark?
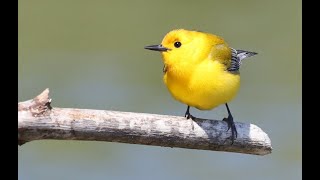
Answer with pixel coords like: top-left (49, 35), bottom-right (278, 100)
top-left (18, 89), bottom-right (272, 155)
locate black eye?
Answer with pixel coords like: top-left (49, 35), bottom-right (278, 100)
top-left (174, 41), bottom-right (181, 48)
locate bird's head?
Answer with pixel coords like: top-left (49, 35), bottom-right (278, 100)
top-left (145, 29), bottom-right (231, 66)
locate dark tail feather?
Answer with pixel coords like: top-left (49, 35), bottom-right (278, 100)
top-left (228, 48), bottom-right (258, 72)
top-left (236, 50), bottom-right (258, 61)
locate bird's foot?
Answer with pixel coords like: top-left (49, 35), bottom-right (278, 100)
top-left (184, 106), bottom-right (196, 120)
top-left (185, 111), bottom-right (195, 120)
top-left (222, 115), bottom-right (238, 144)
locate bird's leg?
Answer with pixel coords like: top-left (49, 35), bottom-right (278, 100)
top-left (222, 103), bottom-right (238, 144)
top-left (185, 106), bottom-right (195, 120)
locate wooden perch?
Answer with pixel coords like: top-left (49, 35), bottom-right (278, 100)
top-left (18, 89), bottom-right (272, 155)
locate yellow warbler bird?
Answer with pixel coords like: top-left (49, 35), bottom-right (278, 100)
top-left (144, 29), bottom-right (257, 143)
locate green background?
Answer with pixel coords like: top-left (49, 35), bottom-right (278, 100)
top-left (18, 0), bottom-right (301, 180)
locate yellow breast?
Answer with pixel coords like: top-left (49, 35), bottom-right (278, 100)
top-left (163, 60), bottom-right (240, 110)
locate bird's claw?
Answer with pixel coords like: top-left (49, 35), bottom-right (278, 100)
top-left (223, 116), bottom-right (238, 144)
top-left (185, 112), bottom-right (195, 120)
top-left (185, 106), bottom-right (196, 120)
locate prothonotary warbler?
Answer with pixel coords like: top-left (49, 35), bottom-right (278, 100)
top-left (145, 29), bottom-right (257, 143)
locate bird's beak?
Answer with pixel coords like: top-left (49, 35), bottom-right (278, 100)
top-left (144, 44), bottom-right (170, 52)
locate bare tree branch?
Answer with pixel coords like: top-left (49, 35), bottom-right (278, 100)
top-left (18, 89), bottom-right (272, 155)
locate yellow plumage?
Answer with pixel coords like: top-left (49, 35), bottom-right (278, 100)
top-left (161, 29), bottom-right (239, 110)
top-left (145, 29), bottom-right (257, 143)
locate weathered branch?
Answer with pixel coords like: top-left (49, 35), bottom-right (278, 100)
top-left (18, 89), bottom-right (272, 155)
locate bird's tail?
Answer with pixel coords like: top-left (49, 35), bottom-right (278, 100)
top-left (228, 48), bottom-right (257, 72)
top-left (235, 49), bottom-right (258, 61)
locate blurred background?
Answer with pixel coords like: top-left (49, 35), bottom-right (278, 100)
top-left (18, 0), bottom-right (301, 180)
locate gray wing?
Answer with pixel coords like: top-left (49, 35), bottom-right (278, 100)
top-left (227, 48), bottom-right (258, 72)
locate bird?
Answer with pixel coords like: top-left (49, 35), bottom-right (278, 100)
top-left (144, 29), bottom-right (257, 143)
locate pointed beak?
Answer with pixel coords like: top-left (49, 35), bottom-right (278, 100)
top-left (144, 44), bottom-right (170, 52)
